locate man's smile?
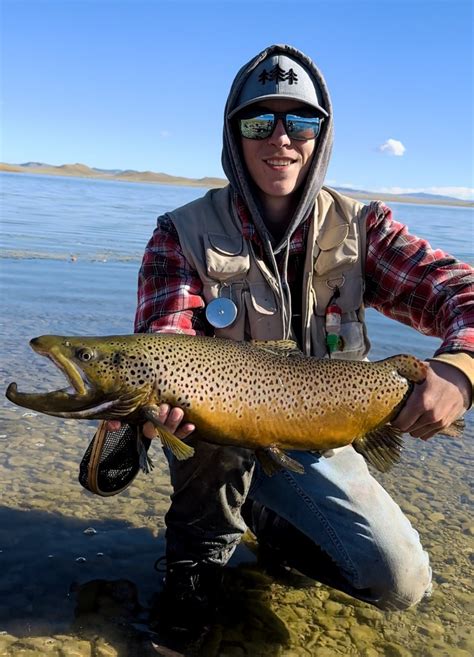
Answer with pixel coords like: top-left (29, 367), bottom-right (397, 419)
top-left (264, 157), bottom-right (297, 168)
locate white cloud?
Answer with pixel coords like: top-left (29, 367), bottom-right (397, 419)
top-left (378, 139), bottom-right (406, 156)
top-left (160, 130), bottom-right (171, 138)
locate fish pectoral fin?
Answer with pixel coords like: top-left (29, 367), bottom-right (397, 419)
top-left (353, 425), bottom-right (404, 473)
top-left (142, 405), bottom-right (194, 461)
top-left (106, 387), bottom-right (150, 418)
top-left (256, 446), bottom-right (305, 476)
top-left (156, 425), bottom-right (195, 461)
top-left (250, 339), bottom-right (302, 357)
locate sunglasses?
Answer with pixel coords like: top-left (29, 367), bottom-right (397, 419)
top-left (238, 111), bottom-right (323, 141)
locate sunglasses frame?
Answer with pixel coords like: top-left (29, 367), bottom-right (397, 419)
top-left (237, 110), bottom-right (324, 141)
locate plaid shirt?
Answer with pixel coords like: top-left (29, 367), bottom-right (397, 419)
top-left (135, 195), bottom-right (474, 355)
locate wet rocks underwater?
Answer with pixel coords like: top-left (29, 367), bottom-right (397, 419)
top-left (0, 388), bottom-right (472, 656)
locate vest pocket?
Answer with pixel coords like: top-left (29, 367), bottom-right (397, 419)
top-left (314, 222), bottom-right (358, 278)
top-left (205, 233), bottom-right (250, 281)
top-left (247, 282), bottom-right (277, 315)
top-left (331, 317), bottom-right (366, 360)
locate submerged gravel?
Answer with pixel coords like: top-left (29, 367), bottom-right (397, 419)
top-left (1, 341), bottom-right (472, 657)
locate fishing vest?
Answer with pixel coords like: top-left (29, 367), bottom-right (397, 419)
top-left (167, 186), bottom-right (381, 361)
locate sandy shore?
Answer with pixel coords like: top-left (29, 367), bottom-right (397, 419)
top-left (2, 162), bottom-right (472, 207)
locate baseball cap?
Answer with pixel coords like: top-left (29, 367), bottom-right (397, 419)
top-left (228, 53), bottom-right (328, 119)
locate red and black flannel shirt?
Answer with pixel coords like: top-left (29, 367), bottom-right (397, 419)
top-left (134, 195), bottom-right (474, 356)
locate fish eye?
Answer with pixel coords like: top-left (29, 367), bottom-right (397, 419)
top-left (76, 348), bottom-right (95, 362)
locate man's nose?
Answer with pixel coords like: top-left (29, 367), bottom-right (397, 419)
top-left (268, 119), bottom-right (291, 146)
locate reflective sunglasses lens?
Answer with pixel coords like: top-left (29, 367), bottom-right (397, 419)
top-left (286, 115), bottom-right (322, 140)
top-left (239, 114), bottom-right (274, 140)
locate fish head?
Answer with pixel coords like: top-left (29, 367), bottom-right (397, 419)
top-left (6, 335), bottom-right (152, 419)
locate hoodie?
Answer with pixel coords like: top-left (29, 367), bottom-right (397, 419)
top-left (221, 44), bottom-right (334, 337)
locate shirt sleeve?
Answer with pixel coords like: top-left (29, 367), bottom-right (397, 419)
top-left (364, 204), bottom-right (474, 355)
top-left (134, 215), bottom-right (207, 335)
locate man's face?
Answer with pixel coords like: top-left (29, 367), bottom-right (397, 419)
top-left (239, 99), bottom-right (317, 202)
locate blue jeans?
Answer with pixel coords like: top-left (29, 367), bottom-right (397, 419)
top-left (164, 442), bottom-right (432, 611)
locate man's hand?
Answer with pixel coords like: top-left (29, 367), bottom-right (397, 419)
top-left (106, 404), bottom-right (195, 440)
top-left (392, 360), bottom-right (471, 440)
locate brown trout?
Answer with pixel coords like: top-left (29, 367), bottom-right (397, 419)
top-left (5, 334), bottom-right (463, 474)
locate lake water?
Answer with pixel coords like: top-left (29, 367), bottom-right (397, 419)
top-left (0, 172), bottom-right (473, 656)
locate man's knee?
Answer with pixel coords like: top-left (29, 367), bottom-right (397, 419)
top-left (370, 551), bottom-right (432, 611)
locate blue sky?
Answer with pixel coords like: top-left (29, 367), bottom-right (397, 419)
top-left (2, 0), bottom-right (473, 199)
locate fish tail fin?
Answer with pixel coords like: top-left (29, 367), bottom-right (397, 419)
top-left (383, 354), bottom-right (428, 383)
top-left (437, 417), bottom-right (465, 438)
top-left (353, 425), bottom-right (404, 472)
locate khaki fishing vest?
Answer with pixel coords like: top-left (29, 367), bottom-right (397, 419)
top-left (167, 186), bottom-right (380, 361)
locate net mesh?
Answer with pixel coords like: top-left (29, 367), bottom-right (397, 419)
top-left (79, 423), bottom-right (152, 496)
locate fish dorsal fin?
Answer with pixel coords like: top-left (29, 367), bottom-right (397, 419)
top-left (250, 339), bottom-right (302, 357)
top-left (382, 354), bottom-right (428, 383)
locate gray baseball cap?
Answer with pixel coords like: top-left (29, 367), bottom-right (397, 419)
top-left (228, 53), bottom-right (329, 118)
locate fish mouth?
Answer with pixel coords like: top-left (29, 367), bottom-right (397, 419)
top-left (5, 337), bottom-right (117, 418)
top-left (33, 337), bottom-right (89, 396)
top-left (6, 336), bottom-right (148, 420)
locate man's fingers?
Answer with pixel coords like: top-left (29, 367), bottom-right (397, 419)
top-left (165, 406), bottom-right (185, 433)
top-left (143, 421), bottom-right (158, 439)
top-left (175, 422), bottom-right (196, 439)
top-left (158, 404), bottom-right (170, 424)
top-left (391, 398), bottom-right (422, 433)
top-left (405, 419), bottom-right (442, 440)
top-left (143, 405), bottom-right (195, 440)
top-left (106, 420), bottom-right (122, 432)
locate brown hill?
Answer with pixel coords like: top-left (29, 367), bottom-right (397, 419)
top-left (0, 161), bottom-right (226, 188)
top-left (1, 162), bottom-right (472, 206)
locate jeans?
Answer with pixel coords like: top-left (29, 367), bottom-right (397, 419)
top-left (163, 441), bottom-right (432, 611)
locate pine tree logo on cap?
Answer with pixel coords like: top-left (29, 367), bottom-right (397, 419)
top-left (228, 51), bottom-right (329, 119)
top-left (258, 65), bottom-right (298, 86)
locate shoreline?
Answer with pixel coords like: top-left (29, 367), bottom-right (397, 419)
top-left (1, 162), bottom-right (473, 207)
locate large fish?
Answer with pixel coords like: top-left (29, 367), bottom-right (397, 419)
top-left (6, 334), bottom-right (463, 474)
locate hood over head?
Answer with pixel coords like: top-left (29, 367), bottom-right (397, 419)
top-left (222, 44), bottom-right (333, 255)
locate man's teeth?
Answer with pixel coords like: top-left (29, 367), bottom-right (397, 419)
top-left (266, 159), bottom-right (293, 166)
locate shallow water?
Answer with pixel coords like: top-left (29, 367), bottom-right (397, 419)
top-left (0, 173), bottom-right (473, 656)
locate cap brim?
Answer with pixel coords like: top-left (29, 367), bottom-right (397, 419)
top-left (228, 95), bottom-right (329, 119)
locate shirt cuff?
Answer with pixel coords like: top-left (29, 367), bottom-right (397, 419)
top-left (427, 352), bottom-right (474, 409)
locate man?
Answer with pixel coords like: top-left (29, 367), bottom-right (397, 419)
top-left (109, 44), bottom-right (473, 634)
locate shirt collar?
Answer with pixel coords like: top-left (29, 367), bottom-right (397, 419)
top-left (233, 192), bottom-right (310, 255)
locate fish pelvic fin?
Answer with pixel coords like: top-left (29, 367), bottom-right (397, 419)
top-left (353, 425), bottom-right (404, 473)
top-left (383, 354), bottom-right (428, 383)
top-left (142, 405), bottom-right (194, 461)
top-left (256, 446), bottom-right (305, 477)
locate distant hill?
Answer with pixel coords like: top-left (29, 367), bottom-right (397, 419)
top-left (20, 161), bottom-right (47, 168)
top-left (0, 161), bottom-right (228, 190)
top-left (331, 186), bottom-right (465, 204)
top-left (1, 161), bottom-right (472, 207)
top-left (398, 191), bottom-right (461, 202)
